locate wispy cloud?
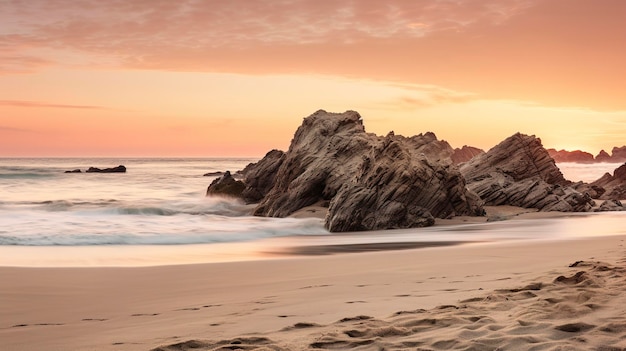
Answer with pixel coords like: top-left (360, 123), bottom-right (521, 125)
top-left (0, 0), bottom-right (532, 68)
top-left (0, 126), bottom-right (32, 133)
top-left (0, 100), bottom-right (105, 109)
top-left (2, 0), bottom-right (626, 111)
top-left (372, 85), bottom-right (478, 110)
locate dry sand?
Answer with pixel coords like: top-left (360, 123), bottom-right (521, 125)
top-left (2, 229), bottom-right (626, 351)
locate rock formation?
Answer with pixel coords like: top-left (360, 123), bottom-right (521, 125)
top-left (451, 146), bottom-right (484, 164)
top-left (85, 165), bottom-right (126, 173)
top-left (64, 169), bottom-right (82, 173)
top-left (590, 163), bottom-right (626, 200)
top-left (547, 149), bottom-right (595, 163)
top-left (460, 133), bottom-right (594, 212)
top-left (240, 149), bottom-right (285, 203)
top-left (205, 171), bottom-right (245, 198)
top-left (247, 110), bottom-right (483, 232)
top-left (595, 200), bottom-right (625, 212)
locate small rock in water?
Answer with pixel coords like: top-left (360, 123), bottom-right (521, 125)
top-left (85, 165), bottom-right (126, 173)
top-left (206, 171), bottom-right (245, 198)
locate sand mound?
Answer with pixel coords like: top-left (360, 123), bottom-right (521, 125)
top-left (152, 259), bottom-right (626, 351)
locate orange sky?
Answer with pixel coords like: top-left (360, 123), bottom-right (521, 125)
top-left (1, 0), bottom-right (625, 157)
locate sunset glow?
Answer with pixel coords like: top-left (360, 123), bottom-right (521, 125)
top-left (1, 0), bottom-right (625, 157)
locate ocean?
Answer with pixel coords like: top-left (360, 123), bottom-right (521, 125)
top-left (0, 158), bottom-right (624, 266)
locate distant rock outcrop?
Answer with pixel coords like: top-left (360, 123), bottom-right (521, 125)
top-left (460, 133), bottom-right (594, 212)
top-left (590, 163), bottom-right (626, 200)
top-left (206, 171), bottom-right (245, 198)
top-left (595, 150), bottom-right (612, 162)
top-left (451, 146), bottom-right (485, 164)
top-left (547, 149), bottom-right (595, 163)
top-left (611, 146), bottom-right (626, 162)
top-left (85, 165), bottom-right (126, 173)
top-left (594, 147), bottom-right (626, 163)
top-left (249, 110), bottom-right (483, 232)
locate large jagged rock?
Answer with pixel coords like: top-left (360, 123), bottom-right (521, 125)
top-left (451, 145), bottom-right (484, 164)
top-left (206, 171), bottom-right (245, 198)
top-left (460, 133), bottom-right (594, 212)
top-left (591, 163), bottom-right (626, 200)
top-left (240, 149), bottom-right (285, 203)
top-left (251, 110), bottom-right (484, 232)
top-left (547, 149), bottom-right (595, 163)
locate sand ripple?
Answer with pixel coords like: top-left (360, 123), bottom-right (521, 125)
top-left (152, 259), bottom-right (626, 351)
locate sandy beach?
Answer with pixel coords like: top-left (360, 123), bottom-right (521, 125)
top-left (2, 215), bottom-right (626, 350)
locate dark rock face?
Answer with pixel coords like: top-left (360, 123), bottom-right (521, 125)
top-left (571, 182), bottom-right (606, 199)
top-left (547, 149), bottom-right (595, 163)
top-left (460, 133), bottom-right (594, 212)
top-left (591, 163), bottom-right (626, 200)
top-left (251, 110), bottom-right (484, 232)
top-left (240, 149), bottom-right (285, 203)
top-left (206, 171), bottom-right (245, 198)
top-left (451, 146), bottom-right (485, 165)
top-left (85, 165), bottom-right (126, 173)
top-left (64, 169), bottom-right (82, 173)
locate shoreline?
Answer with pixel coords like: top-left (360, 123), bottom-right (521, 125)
top-left (2, 234), bottom-right (626, 350)
top-left (0, 209), bottom-right (624, 268)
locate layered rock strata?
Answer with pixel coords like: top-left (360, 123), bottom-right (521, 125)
top-left (460, 133), bottom-right (594, 212)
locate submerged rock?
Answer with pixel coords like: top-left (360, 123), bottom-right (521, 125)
top-left (85, 165), bottom-right (126, 173)
top-left (206, 171), bottom-right (245, 198)
top-left (460, 133), bottom-right (594, 212)
top-left (250, 110), bottom-right (483, 232)
top-left (203, 171), bottom-right (225, 177)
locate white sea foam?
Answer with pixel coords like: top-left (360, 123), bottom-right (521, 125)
top-left (0, 158), bottom-right (623, 248)
top-left (0, 158), bottom-right (328, 246)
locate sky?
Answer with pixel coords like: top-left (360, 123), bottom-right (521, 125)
top-left (1, 0), bottom-right (625, 157)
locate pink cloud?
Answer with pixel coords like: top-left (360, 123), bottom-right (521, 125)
top-left (2, 0), bottom-right (625, 110)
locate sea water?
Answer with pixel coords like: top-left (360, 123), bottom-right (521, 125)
top-left (0, 158), bottom-right (327, 247)
top-left (0, 158), bottom-right (624, 266)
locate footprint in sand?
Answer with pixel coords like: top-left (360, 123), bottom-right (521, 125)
top-left (131, 313), bottom-right (160, 317)
top-left (299, 284), bottom-right (332, 290)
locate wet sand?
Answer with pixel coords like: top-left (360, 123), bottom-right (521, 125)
top-left (2, 226), bottom-right (626, 350)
